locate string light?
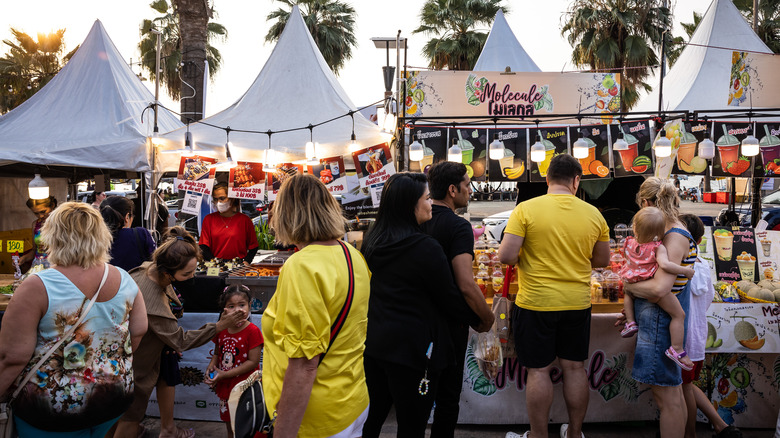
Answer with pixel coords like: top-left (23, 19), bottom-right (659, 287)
top-left (409, 132), bottom-right (424, 161)
top-left (489, 119), bottom-right (505, 160)
top-left (613, 121), bottom-right (628, 151)
top-left (28, 171), bottom-right (49, 199)
top-left (447, 138), bottom-right (462, 163)
top-left (305, 124), bottom-right (318, 165)
top-left (742, 124), bottom-right (759, 157)
top-left (654, 128), bottom-right (672, 158)
top-left (698, 119), bottom-right (715, 159)
top-left (348, 112), bottom-right (360, 152)
top-left (208, 127), bottom-right (235, 169)
top-left (573, 129), bottom-right (589, 159)
top-left (530, 121), bottom-right (545, 163)
top-left (263, 131), bottom-right (277, 172)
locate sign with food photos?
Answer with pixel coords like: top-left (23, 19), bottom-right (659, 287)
top-left (610, 120), bottom-right (653, 178)
top-left (266, 163), bottom-right (304, 201)
top-left (671, 120), bottom-right (710, 176)
top-left (711, 227), bottom-right (758, 284)
top-left (529, 126), bottom-right (568, 183)
top-left (353, 143), bottom-right (395, 189)
top-left (447, 128), bottom-right (488, 182)
top-left (307, 156), bottom-right (347, 195)
top-left (175, 155), bottom-right (217, 195)
top-left (488, 128), bottom-right (528, 182)
top-left (711, 121), bottom-right (759, 178)
top-left (409, 126), bottom-right (447, 173)
top-left (757, 122), bottom-right (780, 177)
top-left (227, 162), bottom-right (265, 200)
top-left (576, 124), bottom-right (611, 180)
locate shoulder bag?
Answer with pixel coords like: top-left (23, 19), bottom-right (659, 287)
top-left (0, 264), bottom-right (109, 438)
top-left (230, 241), bottom-right (356, 438)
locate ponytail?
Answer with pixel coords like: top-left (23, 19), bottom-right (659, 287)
top-left (636, 177), bottom-right (679, 224)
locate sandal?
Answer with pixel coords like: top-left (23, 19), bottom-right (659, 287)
top-left (665, 346), bottom-right (693, 371)
top-left (159, 427), bottom-right (195, 438)
top-left (621, 321), bottom-right (638, 338)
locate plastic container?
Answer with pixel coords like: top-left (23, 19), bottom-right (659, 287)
top-left (476, 264), bottom-right (490, 298)
top-left (470, 331), bottom-right (503, 381)
top-left (491, 267), bottom-right (505, 297)
top-left (603, 270), bottom-right (621, 302)
top-left (609, 251), bottom-right (626, 273)
top-left (590, 270), bottom-right (604, 303)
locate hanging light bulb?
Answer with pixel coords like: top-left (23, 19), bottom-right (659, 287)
top-left (698, 128), bottom-right (715, 159)
top-left (573, 130), bottom-right (589, 159)
top-left (28, 173), bottom-right (49, 200)
top-left (207, 129), bottom-right (236, 169)
top-left (305, 125), bottom-right (318, 165)
top-left (530, 131), bottom-right (546, 163)
top-left (447, 138), bottom-right (462, 162)
top-left (161, 124), bottom-right (195, 155)
top-left (489, 133), bottom-right (505, 160)
top-left (654, 129), bottom-right (672, 157)
top-left (264, 132), bottom-right (277, 172)
top-left (409, 133), bottom-right (424, 161)
top-left (348, 112), bottom-right (361, 152)
top-left (613, 131), bottom-right (629, 151)
top-left (742, 127), bottom-right (759, 157)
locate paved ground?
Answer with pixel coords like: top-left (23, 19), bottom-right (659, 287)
top-left (138, 199), bottom-right (773, 437)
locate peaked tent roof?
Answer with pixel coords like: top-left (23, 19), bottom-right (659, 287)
top-left (635, 0), bottom-right (771, 112)
top-left (473, 10), bottom-right (540, 72)
top-left (157, 5), bottom-right (385, 170)
top-left (0, 20), bottom-right (183, 172)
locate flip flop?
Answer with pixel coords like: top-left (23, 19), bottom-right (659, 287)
top-left (665, 346), bottom-right (693, 371)
top-left (621, 321), bottom-right (638, 338)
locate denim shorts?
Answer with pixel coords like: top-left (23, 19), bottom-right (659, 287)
top-left (631, 281), bottom-right (691, 386)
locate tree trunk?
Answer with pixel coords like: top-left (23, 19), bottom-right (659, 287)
top-left (175, 0), bottom-right (209, 122)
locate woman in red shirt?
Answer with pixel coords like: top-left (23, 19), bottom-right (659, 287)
top-left (198, 183), bottom-right (259, 263)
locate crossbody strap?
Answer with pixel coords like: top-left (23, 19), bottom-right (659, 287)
top-left (11, 263), bottom-right (110, 400)
top-left (318, 241), bottom-right (355, 366)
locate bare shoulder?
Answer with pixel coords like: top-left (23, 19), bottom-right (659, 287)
top-left (7, 274), bottom-right (48, 318)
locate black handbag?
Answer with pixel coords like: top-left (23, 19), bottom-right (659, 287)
top-left (231, 241), bottom-right (356, 438)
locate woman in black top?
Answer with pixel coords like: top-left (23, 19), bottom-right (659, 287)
top-left (361, 172), bottom-right (477, 438)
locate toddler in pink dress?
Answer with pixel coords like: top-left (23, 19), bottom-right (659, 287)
top-left (619, 207), bottom-right (695, 370)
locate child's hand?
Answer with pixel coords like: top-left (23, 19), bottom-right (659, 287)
top-left (204, 366), bottom-right (219, 387)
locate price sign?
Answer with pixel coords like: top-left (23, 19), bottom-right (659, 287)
top-left (206, 267), bottom-right (221, 277)
top-left (0, 240), bottom-right (3, 252)
top-left (7, 240), bottom-right (23, 253)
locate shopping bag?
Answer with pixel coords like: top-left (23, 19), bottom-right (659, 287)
top-left (470, 330), bottom-right (503, 381)
top-left (228, 370), bottom-right (273, 438)
top-left (0, 401), bottom-right (16, 438)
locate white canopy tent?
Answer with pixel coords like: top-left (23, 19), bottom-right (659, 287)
top-left (156, 5), bottom-right (386, 171)
top-left (0, 20), bottom-right (183, 173)
top-left (635, 0), bottom-right (772, 113)
top-left (473, 10), bottom-right (541, 73)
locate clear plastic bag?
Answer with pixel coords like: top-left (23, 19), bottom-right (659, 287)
top-left (470, 330), bottom-right (503, 381)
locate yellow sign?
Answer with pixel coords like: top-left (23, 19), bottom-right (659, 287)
top-left (7, 240), bottom-right (23, 253)
top-left (206, 267), bottom-right (220, 277)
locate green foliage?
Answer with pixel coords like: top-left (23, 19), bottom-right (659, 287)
top-left (733, 0), bottom-right (780, 53)
top-left (598, 353), bottom-right (640, 402)
top-left (255, 218), bottom-right (275, 250)
top-left (265, 0), bottom-right (357, 75)
top-left (413, 0), bottom-right (506, 71)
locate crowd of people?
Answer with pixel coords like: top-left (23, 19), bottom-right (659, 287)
top-left (0, 160), bottom-right (749, 438)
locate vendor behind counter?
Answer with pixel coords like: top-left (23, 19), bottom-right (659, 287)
top-left (198, 182), bottom-right (258, 263)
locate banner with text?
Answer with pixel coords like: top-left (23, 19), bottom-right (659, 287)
top-left (307, 156), bottom-right (348, 195)
top-left (266, 163), bottom-right (304, 201)
top-left (578, 124), bottom-right (611, 180)
top-left (403, 71), bottom-right (621, 121)
top-left (529, 127), bottom-right (568, 183)
top-left (227, 162), bottom-right (265, 200)
top-left (176, 156), bottom-right (216, 195)
top-left (353, 143), bottom-right (395, 189)
top-left (610, 120), bottom-right (654, 178)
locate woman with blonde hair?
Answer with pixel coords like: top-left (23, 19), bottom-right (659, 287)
top-left (0, 202), bottom-right (148, 437)
top-left (262, 174), bottom-right (371, 438)
top-left (620, 177), bottom-right (697, 437)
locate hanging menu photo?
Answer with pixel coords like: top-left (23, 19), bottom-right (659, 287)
top-left (711, 121), bottom-right (759, 178)
top-left (610, 120), bottom-right (653, 178)
top-left (409, 126), bottom-right (447, 173)
top-left (529, 126), bottom-right (568, 183)
top-left (578, 124), bottom-right (611, 180)
top-left (712, 227), bottom-right (758, 284)
top-left (488, 128), bottom-right (528, 182)
top-left (448, 128), bottom-right (488, 182)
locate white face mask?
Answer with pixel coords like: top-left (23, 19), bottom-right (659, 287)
top-left (216, 201), bottom-right (231, 213)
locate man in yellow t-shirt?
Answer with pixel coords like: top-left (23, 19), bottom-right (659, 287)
top-left (499, 154), bottom-right (610, 438)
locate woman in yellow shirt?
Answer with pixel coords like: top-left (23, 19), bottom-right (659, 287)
top-left (262, 174), bottom-right (370, 438)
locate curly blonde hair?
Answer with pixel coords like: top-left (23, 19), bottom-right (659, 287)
top-left (41, 202), bottom-right (112, 268)
top-left (636, 177), bottom-right (680, 225)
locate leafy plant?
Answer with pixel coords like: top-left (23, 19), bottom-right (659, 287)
top-left (255, 219), bottom-right (275, 250)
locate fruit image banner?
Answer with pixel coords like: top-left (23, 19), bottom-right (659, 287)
top-left (447, 128), bottom-right (488, 181)
top-left (653, 118), bottom-right (684, 179)
top-left (755, 229), bottom-right (780, 281)
top-left (711, 227), bottom-right (758, 284)
top-left (711, 121), bottom-right (759, 178)
top-left (577, 124), bottom-right (611, 180)
top-left (403, 70), bottom-right (621, 120)
top-left (488, 128), bottom-right (528, 182)
top-left (266, 163), bottom-right (304, 201)
top-left (176, 155), bottom-right (217, 195)
top-left (529, 127), bottom-right (569, 183)
top-left (758, 122), bottom-right (780, 177)
top-left (728, 50), bottom-right (780, 108)
top-left (706, 302), bottom-right (779, 353)
top-left (409, 126), bottom-right (447, 173)
top-left (671, 120), bottom-right (711, 176)
top-left (352, 143), bottom-right (395, 189)
top-left (307, 156), bottom-right (347, 195)
top-left (610, 120), bottom-right (653, 178)
top-left (227, 162), bottom-right (265, 200)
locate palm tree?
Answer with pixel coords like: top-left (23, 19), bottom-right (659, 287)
top-left (733, 0), bottom-right (780, 53)
top-left (138, 0), bottom-right (227, 122)
top-left (561, 0), bottom-right (672, 110)
top-left (0, 29), bottom-right (77, 113)
top-left (265, 0), bottom-right (357, 75)
top-left (412, 0), bottom-right (506, 71)
top-left (667, 12), bottom-right (702, 67)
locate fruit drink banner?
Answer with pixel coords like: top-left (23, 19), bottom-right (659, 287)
top-left (306, 156), bottom-right (347, 195)
top-left (609, 120), bottom-right (654, 177)
top-left (265, 163), bottom-right (303, 201)
top-left (671, 120), bottom-right (710, 176)
top-left (403, 71), bottom-right (621, 120)
top-left (352, 143), bottom-right (395, 189)
top-left (757, 122), bottom-right (780, 177)
top-left (488, 128), bottom-right (528, 182)
top-left (447, 128), bottom-right (488, 182)
top-left (409, 126), bottom-right (447, 173)
top-left (576, 124), bottom-right (611, 181)
top-left (176, 155), bottom-right (217, 195)
top-left (710, 227), bottom-right (758, 284)
top-left (227, 162), bottom-right (265, 200)
top-left (711, 122), bottom-right (760, 178)
top-left (529, 127), bottom-right (569, 183)
top-left (728, 51), bottom-right (780, 108)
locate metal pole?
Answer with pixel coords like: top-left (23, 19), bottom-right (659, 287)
top-left (657, 0), bottom-right (669, 114)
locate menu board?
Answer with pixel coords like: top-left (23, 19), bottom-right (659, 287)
top-left (487, 128), bottom-right (528, 182)
top-left (529, 126), bottom-right (569, 183)
top-left (409, 126), bottom-right (447, 173)
top-left (578, 124), bottom-right (611, 180)
top-left (175, 155), bottom-right (217, 195)
top-left (671, 120), bottom-right (710, 176)
top-left (447, 128), bottom-right (488, 182)
top-left (711, 121), bottom-right (760, 178)
top-left (227, 162), bottom-right (265, 200)
top-left (307, 156), bottom-right (347, 195)
top-left (758, 122), bottom-right (780, 177)
top-left (711, 227), bottom-right (758, 284)
top-left (266, 163), bottom-right (304, 201)
top-left (353, 143), bottom-right (395, 189)
top-left (610, 120), bottom-right (654, 178)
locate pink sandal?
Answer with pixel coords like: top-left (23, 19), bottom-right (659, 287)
top-left (665, 346), bottom-right (693, 371)
top-left (621, 321), bottom-right (638, 338)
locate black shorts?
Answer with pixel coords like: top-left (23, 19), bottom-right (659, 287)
top-left (511, 304), bottom-right (591, 368)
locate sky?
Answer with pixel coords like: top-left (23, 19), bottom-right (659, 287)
top-left (1, 0), bottom-right (715, 117)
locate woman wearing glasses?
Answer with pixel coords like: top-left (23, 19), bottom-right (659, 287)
top-left (198, 182), bottom-right (259, 263)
